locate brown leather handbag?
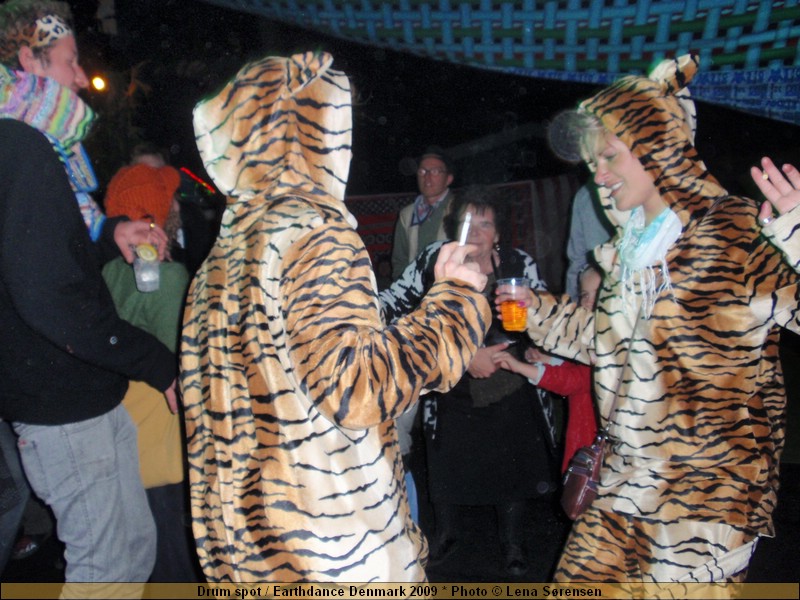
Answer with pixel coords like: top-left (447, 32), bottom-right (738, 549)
top-left (560, 430), bottom-right (606, 520)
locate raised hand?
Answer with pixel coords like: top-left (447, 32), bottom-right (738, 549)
top-left (750, 157), bottom-right (800, 225)
top-left (434, 241), bottom-right (488, 292)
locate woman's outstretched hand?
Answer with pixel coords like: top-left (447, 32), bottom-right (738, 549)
top-left (751, 157), bottom-right (800, 225)
top-left (494, 280), bottom-right (535, 325)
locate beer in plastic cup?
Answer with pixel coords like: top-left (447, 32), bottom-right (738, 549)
top-left (497, 277), bottom-right (529, 332)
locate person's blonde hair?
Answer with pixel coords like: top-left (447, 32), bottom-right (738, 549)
top-left (547, 109), bottom-right (606, 165)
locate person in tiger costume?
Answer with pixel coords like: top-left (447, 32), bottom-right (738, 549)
top-left (495, 54), bottom-right (800, 588)
top-left (180, 51), bottom-right (492, 583)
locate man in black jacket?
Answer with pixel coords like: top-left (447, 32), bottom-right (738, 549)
top-left (0, 1), bottom-right (177, 590)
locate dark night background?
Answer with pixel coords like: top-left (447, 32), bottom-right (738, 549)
top-left (66, 0), bottom-right (800, 201)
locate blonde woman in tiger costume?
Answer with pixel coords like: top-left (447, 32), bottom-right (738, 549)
top-left (180, 51), bottom-right (491, 583)
top-left (497, 55), bottom-right (800, 588)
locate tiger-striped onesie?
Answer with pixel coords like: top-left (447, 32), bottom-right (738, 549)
top-left (180, 52), bottom-right (491, 582)
top-left (763, 204), bottom-right (800, 274)
top-left (524, 55), bottom-right (800, 587)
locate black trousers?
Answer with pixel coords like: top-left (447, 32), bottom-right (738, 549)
top-left (145, 482), bottom-right (203, 582)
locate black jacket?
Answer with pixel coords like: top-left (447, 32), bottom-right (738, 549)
top-left (0, 119), bottom-right (175, 425)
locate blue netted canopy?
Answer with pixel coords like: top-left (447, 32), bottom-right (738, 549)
top-left (202, 0), bottom-right (799, 125)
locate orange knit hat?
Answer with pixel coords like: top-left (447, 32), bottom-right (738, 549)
top-left (104, 164), bottom-right (181, 228)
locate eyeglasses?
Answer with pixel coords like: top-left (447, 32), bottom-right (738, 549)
top-left (417, 167), bottom-right (447, 176)
top-left (457, 216), bottom-right (495, 231)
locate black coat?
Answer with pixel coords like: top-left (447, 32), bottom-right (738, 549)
top-left (0, 120), bottom-right (175, 425)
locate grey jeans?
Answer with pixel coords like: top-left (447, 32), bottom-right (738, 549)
top-left (0, 419), bottom-right (29, 572)
top-left (13, 404), bottom-right (156, 586)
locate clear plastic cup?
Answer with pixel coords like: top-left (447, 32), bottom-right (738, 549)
top-left (133, 244), bottom-right (160, 292)
top-left (497, 277), bottom-right (530, 331)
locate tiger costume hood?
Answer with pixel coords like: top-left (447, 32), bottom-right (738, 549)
top-left (580, 54), bottom-right (727, 232)
top-left (181, 52), bottom-right (490, 582)
top-left (193, 51), bottom-right (352, 214)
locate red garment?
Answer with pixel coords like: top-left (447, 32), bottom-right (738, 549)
top-left (537, 361), bottom-right (598, 473)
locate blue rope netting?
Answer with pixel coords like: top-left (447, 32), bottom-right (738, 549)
top-left (204, 0), bottom-right (800, 125)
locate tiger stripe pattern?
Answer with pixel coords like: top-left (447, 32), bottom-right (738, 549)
top-left (180, 51), bottom-right (491, 582)
top-left (524, 55), bottom-right (800, 582)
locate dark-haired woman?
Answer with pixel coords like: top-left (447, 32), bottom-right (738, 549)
top-left (381, 185), bottom-right (558, 578)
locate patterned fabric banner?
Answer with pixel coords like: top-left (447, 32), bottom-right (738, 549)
top-left (203, 0), bottom-right (800, 125)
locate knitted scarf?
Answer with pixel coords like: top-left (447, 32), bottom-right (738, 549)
top-left (0, 65), bottom-right (105, 241)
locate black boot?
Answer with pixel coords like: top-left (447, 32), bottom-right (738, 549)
top-left (497, 500), bottom-right (528, 577)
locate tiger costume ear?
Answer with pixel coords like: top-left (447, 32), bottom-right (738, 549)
top-left (649, 54), bottom-right (699, 144)
top-left (285, 51), bottom-right (334, 96)
top-left (649, 54), bottom-right (698, 94)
